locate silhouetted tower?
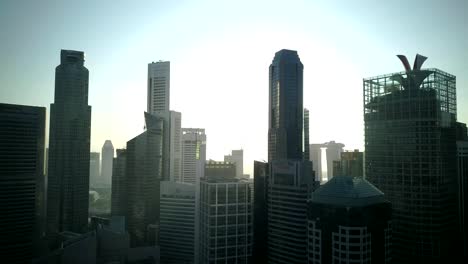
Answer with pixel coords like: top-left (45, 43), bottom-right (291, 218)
top-left (268, 49), bottom-right (303, 162)
top-left (101, 140), bottom-right (114, 186)
top-left (364, 54), bottom-right (460, 263)
top-left (47, 50), bottom-right (91, 234)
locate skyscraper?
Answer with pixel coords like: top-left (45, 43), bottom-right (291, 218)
top-left (89, 152), bottom-right (100, 186)
top-left (332, 149), bottom-right (364, 178)
top-left (324, 141), bottom-right (344, 180)
top-left (309, 144), bottom-right (323, 181)
top-left (0, 103), bottom-right (45, 264)
top-left (199, 161), bottom-right (253, 264)
top-left (169, 111), bottom-right (182, 182)
top-left (111, 149), bottom-right (127, 217)
top-left (47, 50), bottom-right (91, 234)
top-left (148, 61), bottom-right (170, 114)
top-left (268, 49), bottom-right (304, 161)
top-left (224, 149), bottom-right (244, 178)
top-left (181, 128), bottom-right (206, 184)
top-left (457, 123), bottom-right (468, 261)
top-left (308, 176), bottom-right (392, 263)
top-left (364, 54), bottom-right (460, 263)
top-left (100, 140), bottom-right (114, 187)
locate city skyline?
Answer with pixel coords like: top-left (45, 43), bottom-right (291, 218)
top-left (1, 0), bottom-right (467, 176)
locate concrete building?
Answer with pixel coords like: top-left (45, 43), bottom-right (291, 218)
top-left (308, 176), bottom-right (392, 263)
top-left (169, 111), bottom-right (182, 182)
top-left (324, 141), bottom-right (344, 180)
top-left (47, 50), bottom-right (92, 234)
top-left (101, 140), bottom-right (114, 187)
top-left (332, 149), bottom-right (364, 178)
top-left (126, 113), bottom-right (164, 246)
top-left (160, 181), bottom-right (196, 264)
top-left (224, 149), bottom-right (244, 179)
top-left (364, 54), bottom-right (460, 263)
top-left (0, 103), bottom-right (46, 264)
top-left (111, 149), bottom-right (127, 217)
top-left (89, 152), bottom-right (100, 186)
top-left (199, 161), bottom-right (253, 264)
top-left (181, 128), bottom-right (206, 184)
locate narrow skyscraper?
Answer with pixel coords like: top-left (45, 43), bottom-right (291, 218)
top-left (47, 50), bottom-right (91, 234)
top-left (268, 49), bottom-right (303, 161)
top-left (148, 61), bottom-right (170, 114)
top-left (181, 128), bottom-right (206, 184)
top-left (101, 140), bottom-right (114, 186)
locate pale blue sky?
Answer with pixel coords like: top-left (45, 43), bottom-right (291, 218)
top-left (1, 0), bottom-right (467, 175)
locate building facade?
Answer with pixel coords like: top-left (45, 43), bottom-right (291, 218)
top-left (47, 50), bottom-right (92, 234)
top-left (111, 149), bottom-right (127, 217)
top-left (364, 54), bottom-right (460, 263)
top-left (89, 152), bottom-right (100, 187)
top-left (126, 112), bottom-right (164, 246)
top-left (457, 139), bottom-right (468, 261)
top-left (0, 103), bottom-right (45, 264)
top-left (308, 176), bottom-right (392, 263)
top-left (169, 111), bottom-right (182, 182)
top-left (333, 149), bottom-right (364, 178)
top-left (101, 140), bottom-right (114, 187)
top-left (224, 149), bottom-right (244, 179)
top-left (199, 161), bottom-right (253, 264)
top-left (181, 128), bottom-right (206, 184)
top-left (160, 181), bottom-right (196, 264)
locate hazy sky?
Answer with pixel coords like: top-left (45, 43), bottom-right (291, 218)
top-left (1, 0), bottom-right (467, 175)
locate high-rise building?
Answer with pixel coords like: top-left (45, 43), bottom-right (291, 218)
top-left (332, 149), bottom-right (363, 178)
top-left (457, 123), bottom-right (468, 261)
top-left (224, 149), bottom-right (244, 179)
top-left (0, 103), bottom-right (45, 263)
top-left (89, 152), bottom-right (100, 186)
top-left (181, 128), bottom-right (206, 184)
top-left (47, 50), bottom-right (91, 234)
top-left (199, 161), bottom-right (253, 264)
top-left (303, 108), bottom-right (310, 161)
top-left (364, 54), bottom-right (460, 263)
top-left (160, 181), bottom-right (196, 264)
top-left (169, 111), bottom-right (182, 182)
top-left (267, 160), bottom-right (314, 264)
top-left (148, 61), bottom-right (170, 114)
top-left (324, 141), bottom-right (344, 180)
top-left (126, 112), bottom-right (164, 246)
top-left (111, 149), bottom-right (127, 217)
top-left (101, 140), bottom-right (114, 187)
top-left (308, 176), bottom-right (392, 263)
top-left (309, 144), bottom-right (323, 181)
top-left (268, 49), bottom-right (304, 162)
top-left (252, 161), bottom-right (269, 264)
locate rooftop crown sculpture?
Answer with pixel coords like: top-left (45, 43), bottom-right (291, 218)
top-left (391, 54), bottom-right (433, 90)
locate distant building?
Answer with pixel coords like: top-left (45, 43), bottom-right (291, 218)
top-left (169, 111), bottom-right (182, 182)
top-left (89, 152), bottom-right (100, 186)
top-left (181, 128), bottom-right (206, 184)
top-left (47, 50), bottom-right (91, 234)
top-left (101, 140), bottom-right (114, 187)
top-left (224, 149), bottom-right (244, 178)
top-left (111, 149), bottom-right (127, 217)
top-left (0, 103), bottom-right (46, 263)
top-left (199, 161), bottom-right (253, 264)
top-left (364, 54), bottom-right (460, 262)
top-left (159, 181), bottom-right (196, 264)
top-left (147, 61), bottom-right (170, 114)
top-left (324, 141), bottom-right (344, 180)
top-left (308, 176), bottom-right (392, 263)
top-left (309, 144), bottom-right (323, 181)
top-left (126, 113), bottom-right (164, 246)
top-left (332, 149), bottom-right (363, 178)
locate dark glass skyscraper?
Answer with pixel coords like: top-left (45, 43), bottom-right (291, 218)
top-left (47, 50), bottom-right (91, 234)
top-left (364, 54), bottom-right (460, 263)
top-left (268, 49), bottom-right (303, 162)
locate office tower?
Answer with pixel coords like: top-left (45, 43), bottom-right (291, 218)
top-left (252, 161), bottom-right (268, 264)
top-left (0, 103), bottom-right (45, 263)
top-left (268, 49), bottom-right (304, 161)
top-left (309, 144), bottom-right (323, 181)
top-left (308, 176), bottom-right (392, 263)
top-left (324, 141), bottom-right (344, 180)
top-left (199, 161), bottom-right (253, 264)
top-left (267, 160), bottom-right (314, 264)
top-left (333, 149), bottom-right (364, 177)
top-left (457, 122), bottom-right (468, 261)
top-left (147, 61), bottom-right (170, 182)
top-left (303, 108), bottom-right (310, 161)
top-left (364, 54), bottom-right (460, 263)
top-left (169, 111), bottom-right (182, 182)
top-left (160, 181), bottom-right (196, 264)
top-left (224, 149), bottom-right (244, 178)
top-left (89, 152), bottom-right (100, 186)
top-left (101, 140), bottom-right (114, 187)
top-left (126, 113), bottom-right (164, 246)
top-left (47, 50), bottom-right (91, 234)
top-left (181, 128), bottom-right (206, 184)
top-left (111, 149), bottom-right (127, 216)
